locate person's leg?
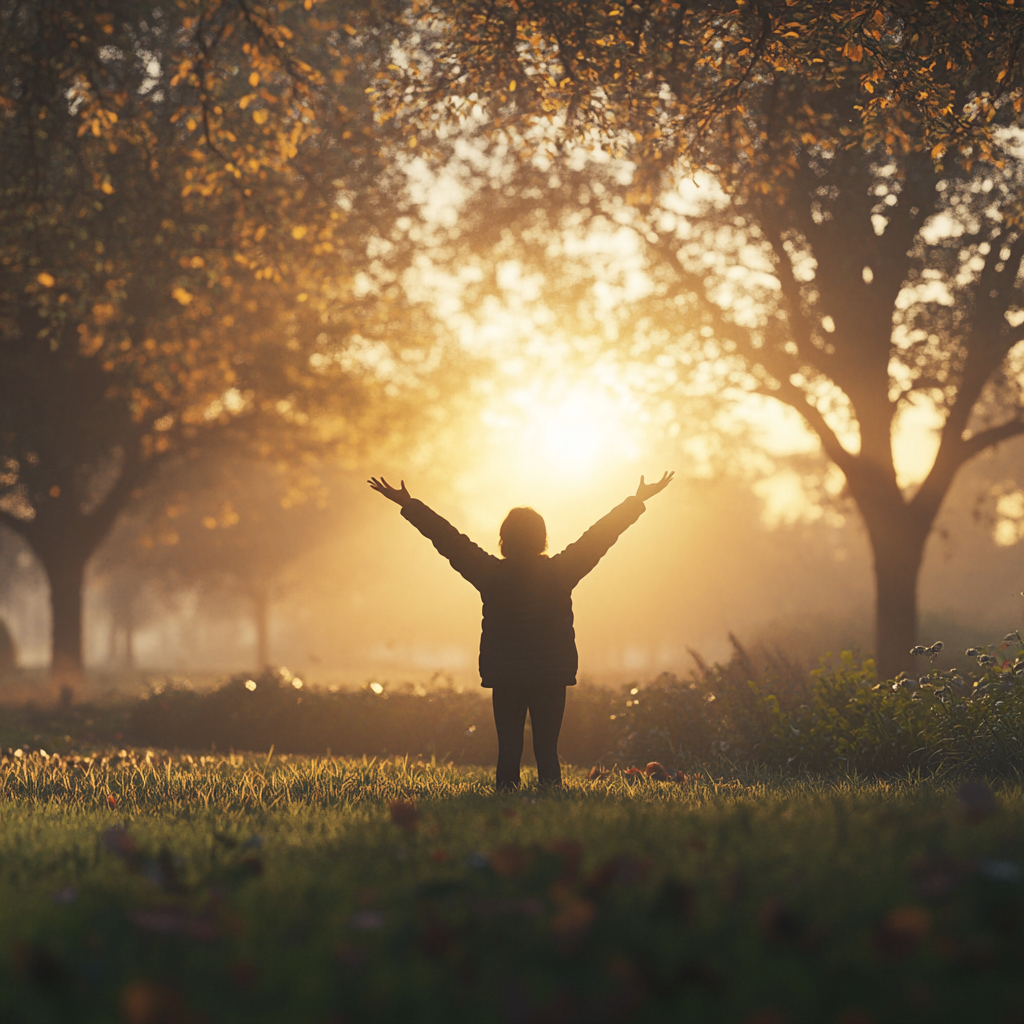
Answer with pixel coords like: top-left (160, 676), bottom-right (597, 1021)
top-left (492, 687), bottom-right (529, 790)
top-left (528, 685), bottom-right (567, 785)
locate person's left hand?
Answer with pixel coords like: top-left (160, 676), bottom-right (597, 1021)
top-left (368, 477), bottom-right (412, 506)
top-left (635, 471), bottom-right (675, 503)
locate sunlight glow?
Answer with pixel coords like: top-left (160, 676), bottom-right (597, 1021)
top-left (481, 380), bottom-right (643, 483)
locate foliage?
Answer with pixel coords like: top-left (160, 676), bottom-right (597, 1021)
top-left (0, 0), bottom-right (424, 681)
top-left (393, 1), bottom-right (1024, 179)
top-left (757, 634), bottom-right (1024, 775)
top-left (2, 758), bottom-right (1024, 1022)
top-left (612, 633), bottom-right (1024, 777)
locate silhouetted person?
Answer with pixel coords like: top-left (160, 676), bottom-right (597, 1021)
top-left (368, 472), bottom-right (674, 789)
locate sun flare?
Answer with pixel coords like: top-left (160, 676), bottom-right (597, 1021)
top-left (488, 382), bottom-right (641, 480)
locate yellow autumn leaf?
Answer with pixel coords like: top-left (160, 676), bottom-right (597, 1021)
top-left (291, 225), bottom-right (307, 239)
top-left (101, 180), bottom-right (114, 194)
top-left (172, 287), bottom-right (193, 306)
top-left (252, 109), bottom-right (268, 125)
top-left (249, 72), bottom-right (260, 87)
top-left (37, 272), bottom-right (55, 287)
top-left (844, 41), bottom-right (864, 62)
top-left (344, 23), bottom-right (356, 35)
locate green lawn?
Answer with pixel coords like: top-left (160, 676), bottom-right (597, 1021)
top-left (1, 750), bottom-right (1023, 1024)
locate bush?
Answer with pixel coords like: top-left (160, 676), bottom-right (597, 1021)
top-left (127, 667), bottom-right (629, 765)
top-left (613, 636), bottom-right (811, 768)
top-left (28, 631), bottom-right (1024, 778)
top-left (757, 633), bottom-right (1024, 775)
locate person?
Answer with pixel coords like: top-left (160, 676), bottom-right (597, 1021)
top-left (368, 472), bottom-right (675, 789)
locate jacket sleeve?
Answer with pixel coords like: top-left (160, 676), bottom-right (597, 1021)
top-left (553, 495), bottom-right (645, 588)
top-left (401, 499), bottom-right (497, 591)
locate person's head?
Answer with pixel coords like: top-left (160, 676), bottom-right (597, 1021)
top-left (499, 507), bottom-right (547, 559)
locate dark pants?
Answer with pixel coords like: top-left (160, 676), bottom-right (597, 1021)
top-left (492, 684), bottom-right (567, 789)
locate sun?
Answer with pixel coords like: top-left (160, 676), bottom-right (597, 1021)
top-left (493, 382), bottom-right (641, 480)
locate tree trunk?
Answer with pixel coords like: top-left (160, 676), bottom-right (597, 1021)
top-left (862, 510), bottom-right (930, 681)
top-left (254, 588), bottom-right (269, 670)
top-left (124, 600), bottom-right (136, 671)
top-left (41, 551), bottom-right (87, 705)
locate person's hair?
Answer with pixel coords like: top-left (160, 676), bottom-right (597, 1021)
top-left (499, 507), bottom-right (547, 559)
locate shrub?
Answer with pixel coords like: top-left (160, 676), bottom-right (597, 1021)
top-left (757, 633), bottom-right (1024, 775)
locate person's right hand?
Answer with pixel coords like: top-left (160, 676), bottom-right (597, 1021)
top-left (368, 477), bottom-right (412, 506)
top-left (635, 471), bottom-right (675, 503)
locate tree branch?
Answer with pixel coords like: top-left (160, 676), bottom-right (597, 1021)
top-left (960, 416), bottom-right (1024, 461)
top-left (752, 378), bottom-right (856, 477)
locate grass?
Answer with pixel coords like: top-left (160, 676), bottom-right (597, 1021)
top-left (2, 750), bottom-right (1024, 1024)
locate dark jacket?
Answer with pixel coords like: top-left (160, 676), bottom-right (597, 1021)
top-left (401, 496), bottom-right (645, 687)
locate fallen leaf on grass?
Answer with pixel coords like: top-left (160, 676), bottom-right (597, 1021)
top-left (388, 800), bottom-right (419, 831)
top-left (490, 843), bottom-right (533, 878)
top-left (588, 766), bottom-right (609, 781)
top-left (107, 793), bottom-right (119, 810)
top-left (872, 906), bottom-right (929, 959)
top-left (550, 897), bottom-right (596, 937)
top-left (121, 980), bottom-right (189, 1024)
top-left (645, 761), bottom-right (670, 781)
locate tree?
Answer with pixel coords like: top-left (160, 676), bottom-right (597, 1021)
top-left (95, 455), bottom-right (339, 670)
top-left (0, 0), bottom-right (412, 697)
top-left (389, 1), bottom-right (1024, 678)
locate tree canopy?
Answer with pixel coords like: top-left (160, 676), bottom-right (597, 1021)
top-left (391, 1), bottom-right (1024, 180)
top-left (0, 0), bottom-right (417, 694)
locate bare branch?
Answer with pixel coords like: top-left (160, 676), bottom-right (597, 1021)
top-left (752, 378), bottom-right (856, 477)
top-left (960, 416), bottom-right (1024, 461)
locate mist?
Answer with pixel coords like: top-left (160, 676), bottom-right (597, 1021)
top-left (2, 440), bottom-right (1020, 693)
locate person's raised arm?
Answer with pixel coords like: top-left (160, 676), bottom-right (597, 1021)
top-left (368, 476), bottom-right (495, 589)
top-left (635, 471), bottom-right (674, 503)
top-left (368, 477), bottom-right (411, 506)
top-left (555, 471), bottom-right (674, 587)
